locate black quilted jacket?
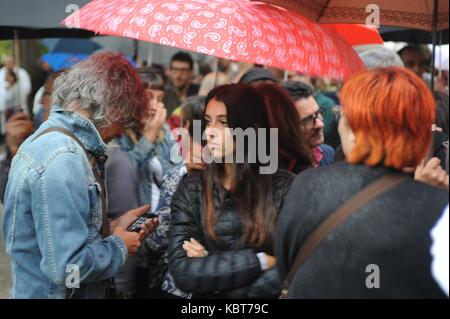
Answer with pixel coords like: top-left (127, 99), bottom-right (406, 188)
top-left (168, 169), bottom-right (294, 298)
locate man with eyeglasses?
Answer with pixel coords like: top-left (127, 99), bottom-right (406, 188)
top-left (283, 81), bottom-right (335, 168)
top-left (164, 52), bottom-right (200, 117)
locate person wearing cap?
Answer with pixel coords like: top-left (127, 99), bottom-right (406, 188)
top-left (238, 67), bottom-right (278, 86)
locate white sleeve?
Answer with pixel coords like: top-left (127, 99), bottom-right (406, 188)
top-left (0, 68), bottom-right (6, 111)
top-left (18, 68), bottom-right (32, 95)
top-left (431, 205), bottom-right (449, 297)
top-left (33, 86), bottom-right (44, 115)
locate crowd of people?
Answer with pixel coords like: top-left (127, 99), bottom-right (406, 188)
top-left (0, 43), bottom-right (449, 299)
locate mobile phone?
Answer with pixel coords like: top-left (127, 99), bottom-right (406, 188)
top-left (127, 211), bottom-right (158, 232)
top-left (5, 106), bottom-right (24, 122)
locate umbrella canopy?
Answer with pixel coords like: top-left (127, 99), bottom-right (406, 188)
top-left (42, 38), bottom-right (102, 54)
top-left (322, 24), bottom-right (384, 46)
top-left (380, 27), bottom-right (449, 44)
top-left (63, 0), bottom-right (366, 80)
top-left (40, 52), bottom-right (137, 71)
top-left (0, 0), bottom-right (94, 39)
top-left (254, 0), bottom-right (449, 31)
top-left (40, 52), bottom-right (89, 71)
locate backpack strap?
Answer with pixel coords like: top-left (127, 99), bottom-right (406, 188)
top-left (32, 127), bottom-right (110, 237)
top-left (281, 173), bottom-right (408, 297)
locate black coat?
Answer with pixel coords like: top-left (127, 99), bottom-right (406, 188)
top-left (168, 170), bottom-right (294, 298)
top-left (275, 161), bottom-right (449, 298)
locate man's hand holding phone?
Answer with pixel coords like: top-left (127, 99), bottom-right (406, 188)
top-left (110, 204), bottom-right (159, 255)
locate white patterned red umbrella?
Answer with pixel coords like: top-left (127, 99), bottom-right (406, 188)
top-left (63, 0), bottom-right (366, 80)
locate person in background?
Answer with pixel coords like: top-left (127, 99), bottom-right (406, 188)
top-left (142, 95), bottom-right (206, 299)
top-left (257, 83), bottom-right (312, 174)
top-left (398, 45), bottom-right (431, 80)
top-left (1, 72), bottom-right (61, 202)
top-left (238, 67), bottom-right (278, 86)
top-left (105, 67), bottom-right (178, 298)
top-left (164, 52), bottom-right (200, 116)
top-left (3, 70), bottom-right (20, 115)
top-left (195, 61), bottom-right (212, 87)
top-left (434, 91), bottom-right (449, 136)
top-left (266, 67), bottom-right (286, 83)
top-left (310, 78), bottom-right (338, 142)
top-left (168, 84), bottom-right (294, 299)
top-left (108, 67), bottom-right (178, 215)
top-left (0, 56), bottom-right (32, 137)
top-left (276, 67), bottom-right (448, 298)
top-left (33, 73), bottom-right (58, 128)
top-left (283, 81), bottom-right (335, 167)
top-left (0, 112), bottom-right (34, 201)
top-left (31, 58), bottom-right (52, 111)
top-left (283, 76), bottom-right (338, 147)
top-left (199, 58), bottom-right (232, 96)
top-left (359, 46), bottom-right (404, 69)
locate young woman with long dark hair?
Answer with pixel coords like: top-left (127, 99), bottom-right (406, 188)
top-left (168, 84), bottom-right (294, 298)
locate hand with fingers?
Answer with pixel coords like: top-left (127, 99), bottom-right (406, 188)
top-left (143, 101), bottom-right (167, 143)
top-left (261, 253), bottom-right (277, 270)
top-left (183, 238), bottom-right (209, 258)
top-left (185, 141), bottom-right (206, 172)
top-left (111, 204), bottom-right (159, 255)
top-left (5, 112), bottom-right (34, 157)
top-left (414, 158), bottom-right (449, 191)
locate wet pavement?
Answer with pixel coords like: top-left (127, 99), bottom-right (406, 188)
top-left (0, 205), bottom-right (11, 299)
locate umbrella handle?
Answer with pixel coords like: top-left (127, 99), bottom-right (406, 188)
top-left (430, 0), bottom-right (438, 91)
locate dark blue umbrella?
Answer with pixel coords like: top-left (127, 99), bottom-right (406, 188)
top-left (42, 38), bottom-right (102, 55)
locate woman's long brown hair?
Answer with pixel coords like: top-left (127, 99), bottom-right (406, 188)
top-left (257, 83), bottom-right (312, 173)
top-left (202, 84), bottom-right (277, 251)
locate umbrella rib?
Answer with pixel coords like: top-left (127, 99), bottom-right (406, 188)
top-left (317, 0), bottom-right (331, 22)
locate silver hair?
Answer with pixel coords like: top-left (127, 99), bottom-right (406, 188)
top-left (52, 52), bottom-right (147, 128)
top-left (359, 47), bottom-right (404, 70)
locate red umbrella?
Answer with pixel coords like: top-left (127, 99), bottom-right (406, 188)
top-left (63, 0), bottom-right (366, 80)
top-left (322, 24), bottom-right (384, 46)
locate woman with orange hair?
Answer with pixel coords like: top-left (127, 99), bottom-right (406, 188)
top-left (275, 67), bottom-right (449, 298)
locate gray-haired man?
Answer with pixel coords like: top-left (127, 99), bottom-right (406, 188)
top-left (2, 53), bottom-right (157, 299)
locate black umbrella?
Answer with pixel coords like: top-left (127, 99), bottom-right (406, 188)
top-left (0, 0), bottom-right (94, 40)
top-left (380, 27), bottom-right (449, 44)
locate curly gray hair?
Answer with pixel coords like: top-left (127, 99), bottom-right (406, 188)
top-left (359, 47), bottom-right (404, 70)
top-left (52, 52), bottom-right (147, 129)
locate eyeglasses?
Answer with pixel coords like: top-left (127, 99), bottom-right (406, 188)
top-left (170, 67), bottom-right (191, 73)
top-left (300, 109), bottom-right (325, 130)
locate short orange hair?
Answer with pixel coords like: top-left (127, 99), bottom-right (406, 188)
top-left (340, 67), bottom-right (435, 169)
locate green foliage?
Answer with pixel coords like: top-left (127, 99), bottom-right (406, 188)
top-left (0, 40), bottom-right (13, 60)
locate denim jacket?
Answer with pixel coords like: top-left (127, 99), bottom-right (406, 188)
top-left (2, 105), bottom-right (128, 299)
